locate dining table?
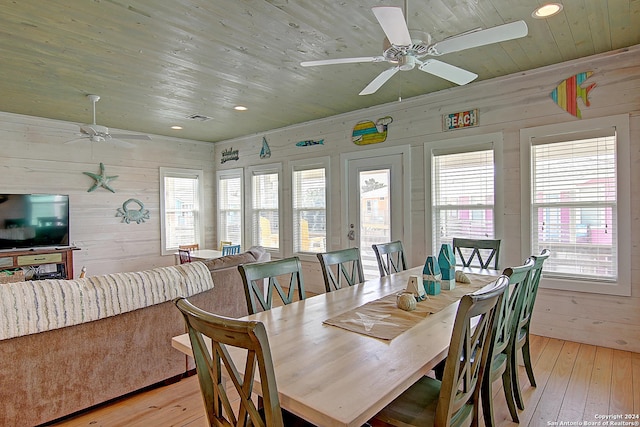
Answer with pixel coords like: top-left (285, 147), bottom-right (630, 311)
top-left (173, 249), bottom-right (223, 264)
top-left (171, 265), bottom-right (500, 427)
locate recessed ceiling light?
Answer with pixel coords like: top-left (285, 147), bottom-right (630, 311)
top-left (171, 125), bottom-right (183, 130)
top-left (532, 3), bottom-right (563, 18)
top-left (234, 105), bottom-right (248, 111)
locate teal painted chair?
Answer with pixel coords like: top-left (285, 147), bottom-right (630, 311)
top-left (453, 237), bottom-right (501, 270)
top-left (511, 249), bottom-right (551, 410)
top-left (316, 247), bottom-right (365, 292)
top-left (222, 244), bottom-right (241, 256)
top-left (372, 240), bottom-right (407, 277)
top-left (482, 258), bottom-right (535, 427)
top-left (174, 297), bottom-right (312, 426)
top-left (238, 257), bottom-right (306, 315)
top-left (372, 276), bottom-right (509, 427)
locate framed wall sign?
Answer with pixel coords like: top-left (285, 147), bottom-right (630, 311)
top-left (442, 109), bottom-right (479, 131)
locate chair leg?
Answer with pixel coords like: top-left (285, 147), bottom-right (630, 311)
top-left (434, 359), bottom-right (445, 380)
top-left (501, 367), bottom-right (520, 422)
top-left (510, 350), bottom-right (525, 411)
top-left (522, 333), bottom-right (537, 387)
top-left (481, 373), bottom-right (496, 427)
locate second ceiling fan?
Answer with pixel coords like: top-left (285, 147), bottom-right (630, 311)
top-left (301, 3), bottom-right (528, 95)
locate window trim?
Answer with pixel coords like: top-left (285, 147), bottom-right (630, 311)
top-left (216, 167), bottom-right (244, 249)
top-left (159, 167), bottom-right (204, 256)
top-left (425, 132), bottom-right (504, 254)
top-left (520, 114), bottom-right (631, 296)
top-left (290, 157), bottom-right (330, 261)
top-left (246, 163), bottom-right (283, 258)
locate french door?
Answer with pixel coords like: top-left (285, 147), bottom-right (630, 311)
top-left (343, 147), bottom-right (409, 279)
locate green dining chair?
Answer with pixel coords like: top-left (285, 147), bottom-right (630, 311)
top-left (511, 249), bottom-right (551, 410)
top-left (372, 240), bottom-right (407, 277)
top-left (482, 258), bottom-right (535, 427)
top-left (371, 275), bottom-right (509, 427)
top-left (452, 237), bottom-right (501, 270)
top-left (238, 256), bottom-right (306, 315)
top-left (174, 297), bottom-right (313, 427)
top-left (316, 247), bottom-right (365, 292)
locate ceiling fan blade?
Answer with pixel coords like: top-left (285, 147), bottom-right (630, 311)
top-left (372, 6), bottom-right (412, 46)
top-left (430, 20), bottom-right (528, 55)
top-left (418, 59), bottom-right (478, 85)
top-left (359, 67), bottom-right (399, 95)
top-left (300, 56), bottom-right (385, 67)
top-left (109, 133), bottom-right (152, 140)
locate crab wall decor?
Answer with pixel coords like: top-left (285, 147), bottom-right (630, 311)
top-left (116, 198), bottom-right (150, 224)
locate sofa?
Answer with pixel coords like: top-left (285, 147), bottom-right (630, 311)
top-left (0, 246), bottom-right (268, 427)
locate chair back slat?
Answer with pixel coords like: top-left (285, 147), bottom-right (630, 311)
top-left (453, 238), bottom-right (501, 269)
top-left (174, 298), bottom-right (284, 427)
top-left (238, 257), bottom-right (306, 315)
top-left (179, 243), bottom-right (200, 251)
top-left (222, 244), bottom-right (241, 256)
top-left (317, 247), bottom-right (365, 292)
top-left (372, 241), bottom-right (407, 277)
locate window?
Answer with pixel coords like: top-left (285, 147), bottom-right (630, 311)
top-left (160, 168), bottom-right (204, 255)
top-left (429, 138), bottom-right (500, 254)
top-left (217, 168), bottom-right (243, 247)
top-left (247, 164), bottom-right (281, 252)
top-left (521, 115), bottom-right (630, 296)
top-left (292, 158), bottom-right (328, 254)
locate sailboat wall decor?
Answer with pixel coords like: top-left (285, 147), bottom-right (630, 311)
top-left (260, 136), bottom-right (271, 159)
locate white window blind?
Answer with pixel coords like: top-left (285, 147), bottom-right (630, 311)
top-left (218, 171), bottom-right (242, 246)
top-left (531, 132), bottom-right (617, 281)
top-left (432, 148), bottom-right (495, 250)
top-left (293, 167), bottom-right (326, 253)
top-left (160, 168), bottom-right (203, 253)
top-left (251, 170), bottom-right (279, 249)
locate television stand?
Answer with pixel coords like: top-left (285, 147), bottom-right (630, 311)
top-left (0, 247), bottom-right (78, 280)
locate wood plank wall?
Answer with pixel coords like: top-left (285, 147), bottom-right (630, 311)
top-left (212, 45), bottom-right (640, 352)
top-left (0, 46), bottom-right (637, 353)
top-left (0, 113), bottom-right (216, 275)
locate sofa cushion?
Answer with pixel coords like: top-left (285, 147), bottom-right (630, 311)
top-left (0, 261), bottom-right (213, 340)
top-left (201, 245), bottom-right (270, 272)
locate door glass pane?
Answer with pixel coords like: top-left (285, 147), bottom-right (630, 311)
top-left (359, 169), bottom-right (390, 279)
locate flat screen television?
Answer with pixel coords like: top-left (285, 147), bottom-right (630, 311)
top-left (0, 194), bottom-right (70, 250)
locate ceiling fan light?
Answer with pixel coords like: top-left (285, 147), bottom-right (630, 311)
top-left (532, 3), bottom-right (563, 19)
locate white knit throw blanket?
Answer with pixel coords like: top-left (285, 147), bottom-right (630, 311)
top-left (0, 261), bottom-right (213, 340)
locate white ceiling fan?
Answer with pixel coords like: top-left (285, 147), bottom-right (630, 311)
top-left (66, 94), bottom-right (151, 147)
top-left (300, 2), bottom-right (528, 95)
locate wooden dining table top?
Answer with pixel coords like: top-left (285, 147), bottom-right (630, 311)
top-left (171, 266), bottom-right (500, 427)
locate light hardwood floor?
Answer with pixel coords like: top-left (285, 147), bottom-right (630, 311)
top-left (49, 334), bottom-right (639, 427)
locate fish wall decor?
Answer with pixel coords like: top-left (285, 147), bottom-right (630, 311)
top-left (296, 139), bottom-right (324, 147)
top-left (550, 72), bottom-right (596, 118)
top-left (352, 116), bottom-right (393, 145)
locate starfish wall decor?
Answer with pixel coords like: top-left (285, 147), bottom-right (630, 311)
top-left (83, 162), bottom-right (118, 193)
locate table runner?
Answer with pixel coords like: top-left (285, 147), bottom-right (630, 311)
top-left (323, 273), bottom-right (499, 341)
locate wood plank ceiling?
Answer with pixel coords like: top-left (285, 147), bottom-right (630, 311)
top-left (0, 0), bottom-right (638, 143)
